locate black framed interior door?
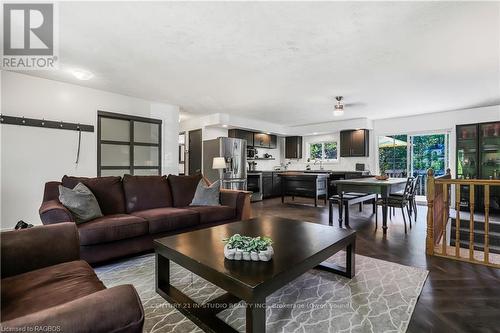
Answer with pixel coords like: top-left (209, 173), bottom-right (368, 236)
top-left (97, 111), bottom-right (162, 176)
top-left (188, 129), bottom-right (202, 175)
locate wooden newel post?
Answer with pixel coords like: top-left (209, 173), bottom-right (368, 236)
top-left (426, 168), bottom-right (435, 255)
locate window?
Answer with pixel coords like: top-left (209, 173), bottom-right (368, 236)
top-left (378, 135), bottom-right (408, 177)
top-left (309, 141), bottom-right (338, 161)
top-left (98, 111), bottom-right (162, 176)
top-left (377, 133), bottom-right (450, 196)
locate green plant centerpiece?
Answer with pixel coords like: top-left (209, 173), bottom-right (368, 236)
top-left (222, 234), bottom-right (274, 261)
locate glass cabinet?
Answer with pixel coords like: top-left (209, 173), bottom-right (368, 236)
top-left (456, 121), bottom-right (500, 212)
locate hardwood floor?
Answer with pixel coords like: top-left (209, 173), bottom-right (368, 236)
top-left (251, 197), bottom-right (500, 333)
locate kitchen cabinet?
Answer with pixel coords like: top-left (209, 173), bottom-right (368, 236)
top-left (456, 121), bottom-right (500, 212)
top-left (262, 172), bottom-right (274, 199)
top-left (272, 172), bottom-right (282, 197)
top-left (340, 129), bottom-right (369, 157)
top-left (228, 129), bottom-right (254, 146)
top-left (285, 136), bottom-right (303, 159)
top-left (230, 129), bottom-right (277, 149)
top-left (254, 133), bottom-right (271, 148)
top-left (279, 173), bottom-right (328, 207)
top-left (270, 134), bottom-right (277, 149)
top-left (253, 133), bottom-right (277, 149)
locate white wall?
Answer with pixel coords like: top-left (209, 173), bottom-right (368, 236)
top-left (203, 126), bottom-right (227, 141)
top-left (371, 105), bottom-right (500, 176)
top-left (285, 132), bottom-right (373, 172)
top-left (0, 72), bottom-right (179, 229)
top-left (181, 105), bottom-right (499, 175)
top-left (253, 138), bottom-right (282, 171)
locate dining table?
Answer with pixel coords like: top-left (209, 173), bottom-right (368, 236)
top-left (333, 177), bottom-right (408, 235)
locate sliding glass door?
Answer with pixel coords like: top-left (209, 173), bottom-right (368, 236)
top-left (378, 132), bottom-right (449, 196)
top-left (378, 135), bottom-right (409, 178)
top-left (410, 134), bottom-right (449, 196)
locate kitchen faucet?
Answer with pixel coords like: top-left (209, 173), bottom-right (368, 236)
top-left (280, 161), bottom-right (291, 171)
top-left (313, 159), bottom-right (324, 170)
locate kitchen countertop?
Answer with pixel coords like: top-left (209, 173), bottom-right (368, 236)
top-left (277, 172), bottom-right (329, 177)
top-left (247, 170), bottom-right (370, 174)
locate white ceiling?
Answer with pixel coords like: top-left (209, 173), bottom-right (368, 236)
top-left (18, 1), bottom-right (500, 126)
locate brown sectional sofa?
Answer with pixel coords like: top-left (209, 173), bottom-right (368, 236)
top-left (39, 174), bottom-right (251, 264)
top-left (0, 223), bottom-right (144, 332)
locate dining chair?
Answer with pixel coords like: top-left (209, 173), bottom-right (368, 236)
top-left (391, 175), bottom-right (419, 222)
top-left (375, 177), bottom-right (413, 233)
top-left (409, 175), bottom-right (419, 222)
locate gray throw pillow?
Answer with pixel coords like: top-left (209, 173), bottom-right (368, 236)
top-left (59, 182), bottom-right (103, 223)
top-left (190, 180), bottom-right (221, 206)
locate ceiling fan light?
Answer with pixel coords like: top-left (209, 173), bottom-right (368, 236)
top-left (333, 109), bottom-right (344, 117)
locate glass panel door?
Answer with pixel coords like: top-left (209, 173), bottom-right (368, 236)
top-left (479, 122), bottom-right (500, 211)
top-left (378, 135), bottom-right (408, 177)
top-left (410, 133), bottom-right (449, 196)
top-left (457, 124), bottom-right (478, 179)
top-left (98, 112), bottom-right (162, 176)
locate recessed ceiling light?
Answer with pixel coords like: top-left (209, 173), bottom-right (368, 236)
top-left (222, 124), bottom-right (228, 128)
top-left (70, 68), bottom-right (94, 80)
top-left (313, 132), bottom-right (318, 135)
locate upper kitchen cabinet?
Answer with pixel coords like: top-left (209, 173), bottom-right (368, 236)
top-left (229, 129), bottom-right (277, 148)
top-left (253, 132), bottom-right (277, 149)
top-left (269, 134), bottom-right (277, 149)
top-left (285, 136), bottom-right (303, 159)
top-left (340, 129), bottom-right (369, 157)
top-left (254, 133), bottom-right (271, 148)
top-left (228, 129), bottom-right (254, 146)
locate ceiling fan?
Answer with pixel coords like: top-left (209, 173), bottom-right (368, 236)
top-left (333, 96), bottom-right (364, 117)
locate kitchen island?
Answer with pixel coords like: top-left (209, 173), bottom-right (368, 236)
top-left (278, 172), bottom-right (328, 207)
top-left (247, 170), bottom-right (370, 203)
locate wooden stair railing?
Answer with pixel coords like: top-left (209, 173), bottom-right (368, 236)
top-left (426, 168), bottom-right (500, 268)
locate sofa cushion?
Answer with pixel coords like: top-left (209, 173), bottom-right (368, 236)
top-left (58, 183), bottom-right (103, 223)
top-left (62, 175), bottom-right (126, 215)
top-left (187, 205), bottom-right (236, 224)
top-left (77, 214), bottom-right (149, 246)
top-left (131, 207), bottom-right (199, 234)
top-left (1, 260), bottom-right (105, 321)
top-left (190, 180), bottom-right (221, 206)
top-left (168, 174), bottom-right (202, 207)
top-left (123, 175), bottom-right (172, 213)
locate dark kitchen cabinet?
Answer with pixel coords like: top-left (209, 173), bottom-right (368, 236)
top-left (262, 172), bottom-right (273, 199)
top-left (228, 129), bottom-right (254, 146)
top-left (456, 121), bottom-right (500, 213)
top-left (285, 136), bottom-right (303, 159)
top-left (254, 133), bottom-right (271, 148)
top-left (272, 172), bottom-right (282, 197)
top-left (269, 135), bottom-right (277, 149)
top-left (340, 131), bottom-right (351, 157)
top-left (340, 129), bottom-right (369, 157)
top-left (253, 133), bottom-right (277, 149)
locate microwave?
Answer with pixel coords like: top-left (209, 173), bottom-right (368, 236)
top-left (247, 147), bottom-right (257, 159)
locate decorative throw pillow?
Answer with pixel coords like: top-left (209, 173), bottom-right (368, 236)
top-left (190, 180), bottom-right (221, 206)
top-left (59, 182), bottom-right (103, 223)
top-left (168, 174), bottom-right (203, 207)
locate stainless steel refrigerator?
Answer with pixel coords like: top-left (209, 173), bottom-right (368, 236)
top-left (203, 137), bottom-right (247, 190)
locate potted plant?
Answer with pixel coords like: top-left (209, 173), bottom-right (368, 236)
top-left (223, 234), bottom-right (274, 261)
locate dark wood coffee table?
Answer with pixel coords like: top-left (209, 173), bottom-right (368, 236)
top-left (154, 216), bottom-right (356, 333)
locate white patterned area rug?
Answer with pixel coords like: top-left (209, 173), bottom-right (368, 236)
top-left (95, 252), bottom-right (428, 333)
